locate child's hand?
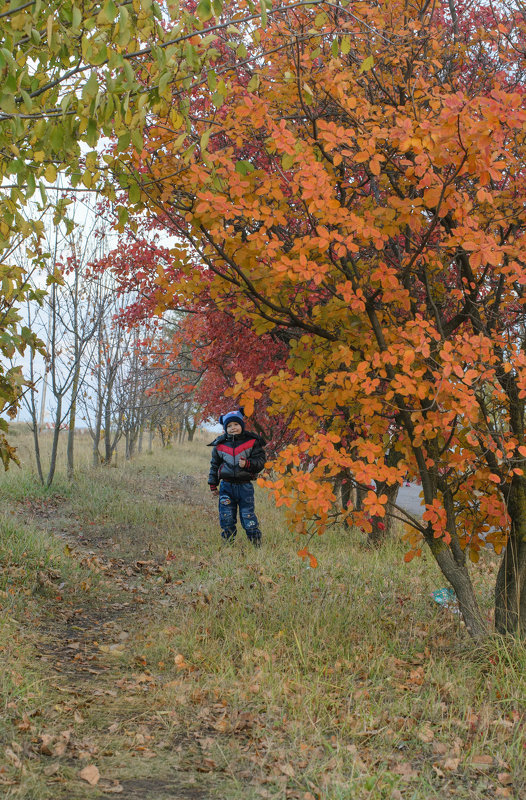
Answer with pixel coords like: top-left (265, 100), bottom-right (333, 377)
top-left (209, 484), bottom-right (218, 493)
top-left (239, 457), bottom-right (246, 468)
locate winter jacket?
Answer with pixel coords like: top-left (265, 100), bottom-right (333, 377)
top-left (208, 430), bottom-right (266, 486)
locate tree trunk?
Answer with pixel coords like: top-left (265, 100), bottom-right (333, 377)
top-left (185, 416), bottom-right (197, 442)
top-left (355, 484), bottom-right (365, 511)
top-left (495, 481), bottom-right (526, 635)
top-left (369, 483), bottom-right (400, 546)
top-left (149, 426), bottom-right (154, 451)
top-left (46, 396), bottom-right (62, 488)
top-left (92, 403), bottom-right (103, 467)
top-left (430, 487), bottom-right (488, 639)
top-left (104, 386), bottom-right (114, 464)
top-left (31, 422), bottom-right (44, 485)
top-left (341, 478), bottom-right (352, 514)
top-left (429, 538), bottom-right (488, 638)
top-left (125, 430), bottom-right (138, 460)
top-left (67, 364), bottom-right (80, 480)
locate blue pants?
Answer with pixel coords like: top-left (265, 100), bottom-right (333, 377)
top-left (219, 481), bottom-right (262, 545)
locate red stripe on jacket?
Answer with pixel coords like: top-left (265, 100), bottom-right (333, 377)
top-left (216, 439), bottom-right (256, 456)
top-left (234, 439), bottom-right (255, 455)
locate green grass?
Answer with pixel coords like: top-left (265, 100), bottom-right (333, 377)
top-left (0, 429), bottom-right (523, 799)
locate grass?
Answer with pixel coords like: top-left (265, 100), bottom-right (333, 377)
top-left (0, 427), bottom-right (524, 799)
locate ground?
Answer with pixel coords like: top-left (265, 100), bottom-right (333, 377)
top-left (0, 438), bottom-right (524, 799)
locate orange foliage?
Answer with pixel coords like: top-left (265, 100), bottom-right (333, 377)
top-left (119, 0), bottom-right (526, 635)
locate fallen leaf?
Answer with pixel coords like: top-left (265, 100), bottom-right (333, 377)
top-left (472, 754), bottom-right (494, 770)
top-left (279, 763), bottom-right (295, 778)
top-left (5, 747), bottom-right (22, 769)
top-left (409, 666), bottom-right (425, 685)
top-left (39, 735), bottom-right (54, 756)
top-left (498, 772), bottom-right (513, 786)
top-left (418, 725), bottom-right (434, 743)
top-left (443, 757), bottom-right (460, 771)
top-left (52, 741), bottom-right (67, 757)
top-left (196, 758), bottom-right (217, 772)
top-left (134, 672), bottom-right (155, 684)
top-left (101, 783), bottom-right (124, 794)
top-left (212, 718), bottom-right (231, 733)
top-left (393, 761), bottom-right (419, 779)
top-left (79, 764), bottom-right (100, 785)
top-left (98, 643), bottom-right (125, 655)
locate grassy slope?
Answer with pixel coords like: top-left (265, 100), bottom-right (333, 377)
top-left (0, 430), bottom-right (524, 799)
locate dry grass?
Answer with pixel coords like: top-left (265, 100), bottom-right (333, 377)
top-left (0, 427), bottom-right (524, 799)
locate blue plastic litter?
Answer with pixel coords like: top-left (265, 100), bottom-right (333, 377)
top-left (432, 587), bottom-right (459, 613)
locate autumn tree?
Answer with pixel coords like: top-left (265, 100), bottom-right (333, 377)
top-left (110, 0), bottom-right (526, 638)
top-left (0, 265), bottom-right (46, 468)
top-left (0, 0), bottom-right (255, 463)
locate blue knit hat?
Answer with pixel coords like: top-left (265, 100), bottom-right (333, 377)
top-left (219, 409), bottom-right (245, 433)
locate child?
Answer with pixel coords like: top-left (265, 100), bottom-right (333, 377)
top-left (208, 409), bottom-right (266, 546)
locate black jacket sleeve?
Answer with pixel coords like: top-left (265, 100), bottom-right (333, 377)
top-left (246, 436), bottom-right (266, 475)
top-left (208, 446), bottom-right (221, 485)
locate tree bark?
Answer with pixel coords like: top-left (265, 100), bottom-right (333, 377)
top-left (66, 364), bottom-right (80, 480)
top-left (428, 538), bottom-right (488, 638)
top-left (186, 416), bottom-right (197, 442)
top-left (369, 483), bottom-right (400, 546)
top-left (31, 422), bottom-right (44, 485)
top-left (495, 481), bottom-right (526, 635)
top-left (46, 396), bottom-right (62, 488)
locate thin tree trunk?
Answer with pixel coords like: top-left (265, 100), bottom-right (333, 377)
top-left (104, 383), bottom-right (114, 464)
top-left (66, 364), bottom-right (80, 480)
top-left (369, 483), bottom-right (400, 545)
top-left (26, 344), bottom-right (44, 484)
top-left (355, 485), bottom-right (365, 511)
top-left (432, 487), bottom-right (488, 639)
top-left (31, 422), bottom-right (44, 485)
top-left (92, 399), bottom-right (103, 467)
top-left (495, 481), bottom-right (526, 635)
top-left (185, 417), bottom-right (197, 442)
top-left (46, 396), bottom-right (62, 488)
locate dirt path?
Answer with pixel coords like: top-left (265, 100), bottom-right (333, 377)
top-left (7, 475), bottom-right (250, 800)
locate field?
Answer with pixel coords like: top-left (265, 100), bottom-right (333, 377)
top-left (0, 427), bottom-right (524, 799)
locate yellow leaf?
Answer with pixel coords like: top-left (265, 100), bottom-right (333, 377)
top-left (359, 55), bottom-right (374, 73)
top-left (46, 13), bottom-right (53, 45)
top-left (45, 164), bottom-right (57, 182)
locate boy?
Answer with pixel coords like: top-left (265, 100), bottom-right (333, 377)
top-left (208, 410), bottom-right (266, 546)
